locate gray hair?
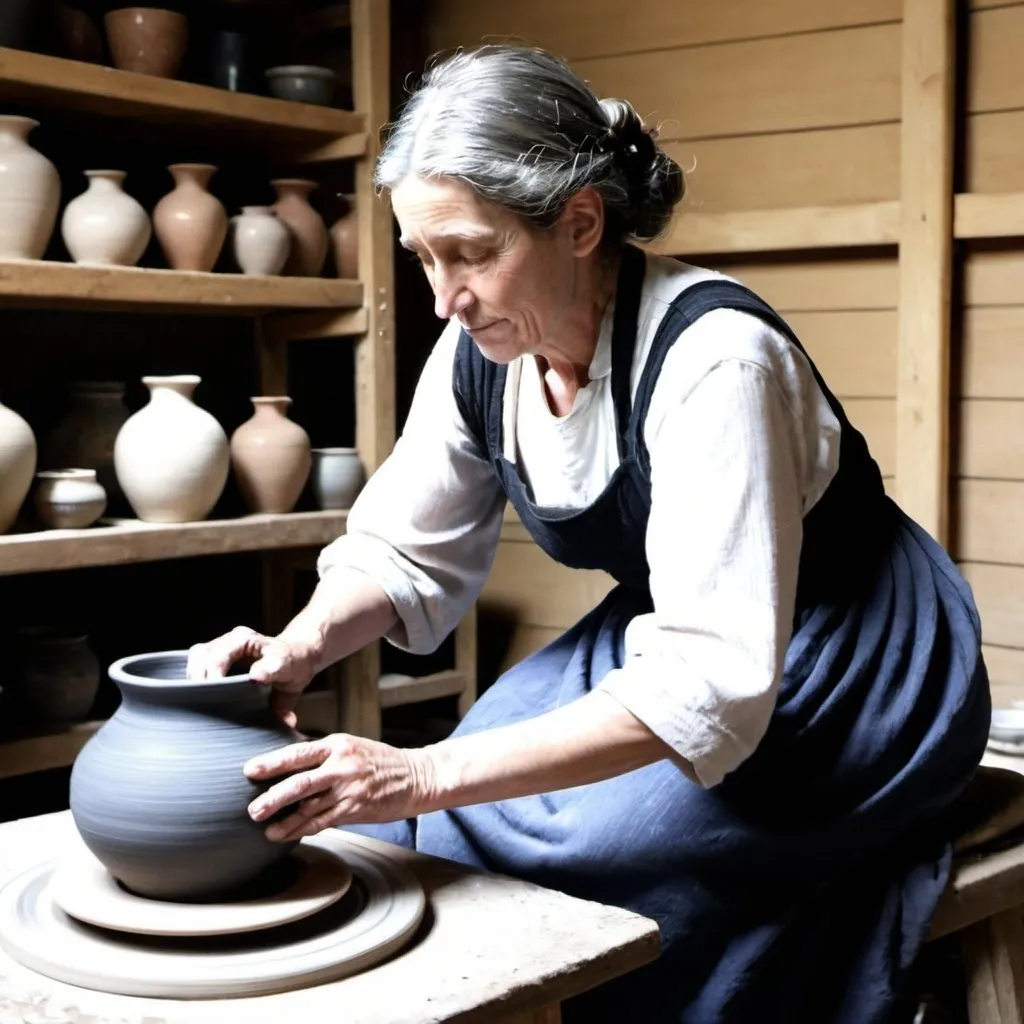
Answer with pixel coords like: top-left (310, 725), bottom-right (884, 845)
top-left (375, 44), bottom-right (684, 245)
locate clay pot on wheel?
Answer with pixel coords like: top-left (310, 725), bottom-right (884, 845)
top-left (69, 650), bottom-right (300, 901)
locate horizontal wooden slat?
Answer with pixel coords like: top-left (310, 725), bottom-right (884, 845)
top-left (958, 400), bottom-right (1024, 479)
top-left (670, 123), bottom-right (899, 213)
top-left (960, 307), bottom-right (1024, 398)
top-left (955, 192), bottom-right (1024, 241)
top-left (0, 261), bottom-right (363, 314)
top-left (0, 511), bottom-right (347, 576)
top-left (425, 0), bottom-right (900, 62)
top-left (966, 111), bottom-right (1024, 194)
top-left (956, 479), bottom-right (1024, 564)
top-left (984, 645), bottom-right (1024, 707)
top-left (705, 257), bottom-right (899, 312)
top-left (963, 247), bottom-right (1024, 306)
top-left (0, 719), bottom-right (102, 780)
top-left (655, 201), bottom-right (901, 257)
top-left (482, 540), bottom-right (614, 630)
top-left (786, 311), bottom-right (897, 398)
top-left (378, 670), bottom-right (467, 709)
top-left (0, 47), bottom-right (362, 144)
top-left (576, 24), bottom-right (901, 142)
top-left (264, 309), bottom-right (369, 343)
top-left (968, 5), bottom-right (1024, 114)
top-left (961, 562), bottom-right (1024, 649)
top-left (843, 398), bottom-right (896, 475)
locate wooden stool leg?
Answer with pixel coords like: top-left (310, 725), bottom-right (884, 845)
top-left (962, 909), bottom-right (1024, 1023)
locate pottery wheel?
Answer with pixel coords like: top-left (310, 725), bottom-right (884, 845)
top-left (48, 840), bottom-right (353, 937)
top-left (0, 830), bottom-right (426, 999)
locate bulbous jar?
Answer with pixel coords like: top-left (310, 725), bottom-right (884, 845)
top-left (61, 169), bottom-right (151, 267)
top-left (113, 374), bottom-right (229, 523)
top-left (69, 650), bottom-right (301, 901)
top-left (0, 398), bottom-right (36, 533)
top-left (0, 115), bottom-right (60, 260)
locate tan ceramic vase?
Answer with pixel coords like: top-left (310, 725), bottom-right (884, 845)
top-left (231, 206), bottom-right (290, 276)
top-left (230, 397), bottom-right (311, 514)
top-left (330, 193), bottom-right (358, 279)
top-left (114, 375), bottom-right (229, 523)
top-left (0, 399), bottom-right (36, 533)
top-left (0, 115), bottom-right (60, 260)
top-left (104, 7), bottom-right (188, 78)
top-left (271, 179), bottom-right (327, 277)
top-left (153, 164), bottom-right (227, 272)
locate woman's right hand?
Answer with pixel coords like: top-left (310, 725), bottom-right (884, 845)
top-left (186, 626), bottom-right (318, 728)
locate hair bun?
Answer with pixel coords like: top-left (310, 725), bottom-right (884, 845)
top-left (598, 97), bottom-right (685, 241)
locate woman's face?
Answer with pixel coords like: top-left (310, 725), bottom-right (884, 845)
top-left (391, 174), bottom-right (594, 363)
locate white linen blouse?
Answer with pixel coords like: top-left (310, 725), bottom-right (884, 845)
top-left (317, 252), bottom-right (842, 787)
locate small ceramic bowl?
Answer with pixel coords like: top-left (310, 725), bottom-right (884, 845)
top-left (34, 468), bottom-right (107, 529)
top-left (265, 65), bottom-right (336, 106)
top-left (310, 448), bottom-right (364, 510)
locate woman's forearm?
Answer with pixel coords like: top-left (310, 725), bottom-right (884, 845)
top-left (419, 689), bottom-right (691, 810)
top-left (278, 568), bottom-right (398, 674)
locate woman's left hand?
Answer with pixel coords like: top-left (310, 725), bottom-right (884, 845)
top-left (245, 734), bottom-right (437, 842)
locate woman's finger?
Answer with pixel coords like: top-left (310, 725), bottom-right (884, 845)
top-left (244, 738), bottom-right (329, 781)
top-left (264, 790), bottom-right (338, 842)
top-left (187, 626), bottom-right (262, 680)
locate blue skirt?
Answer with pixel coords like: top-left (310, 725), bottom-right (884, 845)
top-left (348, 506), bottom-right (991, 1023)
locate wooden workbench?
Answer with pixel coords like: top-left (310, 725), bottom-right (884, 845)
top-left (0, 812), bottom-right (660, 1024)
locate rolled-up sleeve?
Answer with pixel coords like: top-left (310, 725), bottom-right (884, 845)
top-left (598, 348), bottom-right (826, 787)
top-left (317, 322), bottom-right (505, 654)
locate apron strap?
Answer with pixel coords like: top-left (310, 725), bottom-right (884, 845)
top-left (609, 244), bottom-right (648, 461)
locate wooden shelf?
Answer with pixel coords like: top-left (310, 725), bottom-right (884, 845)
top-left (379, 670), bottom-right (468, 709)
top-left (0, 718), bottom-right (102, 780)
top-left (0, 511), bottom-right (348, 576)
top-left (0, 260), bottom-right (363, 313)
top-left (0, 47), bottom-right (364, 150)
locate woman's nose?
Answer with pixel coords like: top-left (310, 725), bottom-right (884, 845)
top-left (432, 268), bottom-right (472, 320)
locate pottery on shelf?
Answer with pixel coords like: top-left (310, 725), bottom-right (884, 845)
top-left (230, 397), bottom-right (311, 514)
top-left (0, 398), bottom-right (36, 533)
top-left (104, 7), bottom-right (188, 78)
top-left (330, 193), bottom-right (358, 279)
top-left (230, 206), bottom-right (289, 276)
top-left (61, 170), bottom-right (151, 267)
top-left (15, 626), bottom-right (101, 723)
top-left (265, 65), bottom-right (336, 106)
top-left (271, 179), bottom-right (328, 277)
top-left (69, 650), bottom-right (301, 901)
top-left (57, 4), bottom-right (106, 64)
top-left (153, 163), bottom-right (228, 273)
top-left (33, 468), bottom-right (107, 529)
top-left (0, 115), bottom-right (60, 260)
top-left (41, 380), bottom-right (131, 517)
top-left (0, 0), bottom-right (44, 50)
top-left (113, 375), bottom-right (229, 523)
top-left (310, 447), bottom-right (364, 510)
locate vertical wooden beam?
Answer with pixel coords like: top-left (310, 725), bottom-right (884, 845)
top-left (895, 0), bottom-right (956, 545)
top-left (351, 0), bottom-right (396, 474)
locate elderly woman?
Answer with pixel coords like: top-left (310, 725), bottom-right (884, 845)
top-left (189, 45), bottom-right (990, 1023)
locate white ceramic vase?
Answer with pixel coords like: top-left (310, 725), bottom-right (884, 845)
top-left (33, 468), bottom-right (107, 529)
top-left (0, 398), bottom-right (36, 532)
top-left (114, 375), bottom-right (229, 523)
top-left (61, 170), bottom-right (151, 266)
top-left (231, 206), bottom-right (290, 276)
top-left (310, 447), bottom-right (364, 510)
top-left (0, 115), bottom-right (60, 260)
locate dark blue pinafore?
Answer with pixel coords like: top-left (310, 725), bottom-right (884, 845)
top-left (349, 246), bottom-right (991, 1022)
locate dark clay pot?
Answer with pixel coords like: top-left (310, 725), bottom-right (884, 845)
top-left (69, 650), bottom-right (300, 902)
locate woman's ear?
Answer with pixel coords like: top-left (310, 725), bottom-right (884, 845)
top-left (560, 187), bottom-right (605, 257)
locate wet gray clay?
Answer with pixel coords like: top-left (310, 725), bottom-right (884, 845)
top-left (69, 651), bottom-right (300, 901)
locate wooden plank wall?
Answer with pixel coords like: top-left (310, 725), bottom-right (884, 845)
top-left (422, 0), bottom-right (1024, 702)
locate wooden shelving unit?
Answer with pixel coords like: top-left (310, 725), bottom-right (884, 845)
top-left (0, 0), bottom-right (477, 778)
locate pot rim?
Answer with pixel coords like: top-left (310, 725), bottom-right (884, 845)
top-left (311, 446), bottom-right (358, 455)
top-left (109, 650), bottom-right (260, 689)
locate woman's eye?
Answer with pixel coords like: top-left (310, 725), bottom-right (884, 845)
top-left (461, 252), bottom-right (490, 267)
